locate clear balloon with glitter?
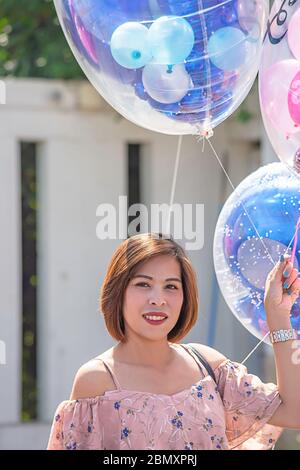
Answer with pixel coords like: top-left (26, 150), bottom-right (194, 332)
top-left (214, 162), bottom-right (300, 344)
top-left (54, 0), bottom-right (268, 136)
top-left (259, 0), bottom-right (300, 178)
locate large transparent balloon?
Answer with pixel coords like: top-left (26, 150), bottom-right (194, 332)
top-left (259, 1), bottom-right (300, 177)
top-left (214, 162), bottom-right (300, 344)
top-left (54, 0), bottom-right (268, 135)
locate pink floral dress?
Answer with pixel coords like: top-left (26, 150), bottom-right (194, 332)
top-left (47, 344), bottom-right (283, 450)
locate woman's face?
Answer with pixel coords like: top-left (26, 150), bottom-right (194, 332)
top-left (122, 255), bottom-right (184, 341)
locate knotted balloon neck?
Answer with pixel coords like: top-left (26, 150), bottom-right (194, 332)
top-left (194, 123), bottom-right (214, 141)
top-left (200, 128), bottom-right (214, 139)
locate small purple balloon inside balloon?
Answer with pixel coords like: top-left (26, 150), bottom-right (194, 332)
top-left (237, 0), bottom-right (258, 32)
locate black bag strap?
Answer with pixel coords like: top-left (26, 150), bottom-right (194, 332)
top-left (187, 344), bottom-right (217, 384)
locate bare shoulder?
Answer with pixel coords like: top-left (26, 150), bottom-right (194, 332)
top-left (187, 343), bottom-right (227, 371)
top-left (69, 355), bottom-right (112, 400)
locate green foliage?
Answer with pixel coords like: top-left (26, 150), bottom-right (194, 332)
top-left (0, 0), bottom-right (84, 78)
top-left (235, 108), bottom-right (254, 124)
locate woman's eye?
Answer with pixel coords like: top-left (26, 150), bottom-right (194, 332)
top-left (135, 283), bottom-right (177, 289)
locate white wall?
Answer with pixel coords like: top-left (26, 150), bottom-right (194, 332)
top-left (0, 137), bottom-right (22, 424)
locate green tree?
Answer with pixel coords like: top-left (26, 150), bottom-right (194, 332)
top-left (0, 0), bottom-right (84, 78)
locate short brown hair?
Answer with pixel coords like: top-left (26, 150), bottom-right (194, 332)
top-left (99, 233), bottom-right (199, 343)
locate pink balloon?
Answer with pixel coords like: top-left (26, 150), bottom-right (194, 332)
top-left (259, 1), bottom-right (300, 174)
top-left (74, 14), bottom-right (98, 65)
top-left (260, 60), bottom-right (300, 138)
top-left (68, 0), bottom-right (98, 65)
top-left (288, 71), bottom-right (300, 126)
top-left (288, 9), bottom-right (300, 61)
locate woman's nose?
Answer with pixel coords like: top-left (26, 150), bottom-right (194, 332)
top-left (148, 288), bottom-right (167, 305)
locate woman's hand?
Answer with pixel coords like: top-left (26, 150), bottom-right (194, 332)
top-left (264, 255), bottom-right (300, 330)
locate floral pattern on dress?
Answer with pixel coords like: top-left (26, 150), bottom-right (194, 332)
top-left (47, 359), bottom-right (283, 450)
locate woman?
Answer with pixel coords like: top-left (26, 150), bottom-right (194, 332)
top-left (47, 232), bottom-right (300, 450)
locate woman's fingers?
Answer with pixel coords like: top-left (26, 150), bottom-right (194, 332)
top-left (288, 276), bottom-right (300, 292)
top-left (282, 260), bottom-right (294, 280)
top-left (286, 277), bottom-right (300, 303)
top-left (267, 255), bottom-right (291, 285)
top-left (283, 268), bottom-right (299, 290)
top-left (266, 256), bottom-right (300, 304)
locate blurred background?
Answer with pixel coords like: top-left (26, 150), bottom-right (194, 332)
top-left (0, 0), bottom-right (299, 450)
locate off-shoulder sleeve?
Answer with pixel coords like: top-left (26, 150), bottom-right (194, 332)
top-left (47, 398), bottom-right (105, 450)
top-left (215, 360), bottom-right (283, 450)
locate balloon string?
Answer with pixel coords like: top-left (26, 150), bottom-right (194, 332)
top-left (291, 216), bottom-right (300, 267)
top-left (279, 216), bottom-right (300, 263)
top-left (196, 135), bottom-right (277, 364)
top-left (197, 0), bottom-right (213, 132)
top-left (166, 136), bottom-right (183, 235)
top-left (205, 137), bottom-right (276, 266)
top-left (241, 332), bottom-right (270, 365)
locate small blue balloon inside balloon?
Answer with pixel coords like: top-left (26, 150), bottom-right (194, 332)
top-left (110, 22), bottom-right (152, 69)
top-left (132, 51), bottom-right (141, 59)
top-left (208, 26), bottom-right (248, 71)
top-left (142, 62), bottom-right (191, 104)
top-left (148, 15), bottom-right (195, 65)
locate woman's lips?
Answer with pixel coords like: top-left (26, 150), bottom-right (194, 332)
top-left (143, 317), bottom-right (167, 325)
